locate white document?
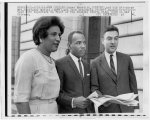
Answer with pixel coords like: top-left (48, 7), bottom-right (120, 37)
top-left (87, 91), bottom-right (139, 113)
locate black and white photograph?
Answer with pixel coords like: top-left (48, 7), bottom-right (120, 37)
top-left (0, 1), bottom-right (149, 120)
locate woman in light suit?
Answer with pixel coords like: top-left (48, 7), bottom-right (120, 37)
top-left (14, 16), bottom-right (65, 114)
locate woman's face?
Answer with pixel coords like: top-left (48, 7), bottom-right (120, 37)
top-left (41, 26), bottom-right (61, 53)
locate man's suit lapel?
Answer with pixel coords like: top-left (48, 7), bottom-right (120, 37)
top-left (116, 52), bottom-right (122, 80)
top-left (82, 60), bottom-right (88, 83)
top-left (67, 55), bottom-right (83, 80)
top-left (100, 53), bottom-right (117, 84)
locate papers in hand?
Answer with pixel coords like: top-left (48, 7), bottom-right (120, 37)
top-left (87, 91), bottom-right (139, 107)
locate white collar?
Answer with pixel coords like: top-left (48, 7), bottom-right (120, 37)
top-left (105, 51), bottom-right (117, 58)
top-left (69, 53), bottom-right (81, 61)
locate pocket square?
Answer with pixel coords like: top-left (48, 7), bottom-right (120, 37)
top-left (87, 74), bottom-right (90, 76)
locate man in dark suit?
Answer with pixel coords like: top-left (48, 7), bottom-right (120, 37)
top-left (56, 31), bottom-right (94, 114)
top-left (91, 25), bottom-right (139, 113)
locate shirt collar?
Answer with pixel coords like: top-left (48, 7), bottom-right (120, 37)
top-left (105, 51), bottom-right (117, 58)
top-left (69, 53), bottom-right (81, 62)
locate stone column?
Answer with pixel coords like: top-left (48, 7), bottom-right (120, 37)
top-left (84, 16), bottom-right (110, 63)
top-left (11, 16), bottom-right (21, 84)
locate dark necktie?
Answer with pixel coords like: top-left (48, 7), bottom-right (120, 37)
top-left (110, 55), bottom-right (117, 76)
top-left (78, 59), bottom-right (83, 78)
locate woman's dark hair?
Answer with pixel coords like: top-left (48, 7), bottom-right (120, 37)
top-left (33, 16), bottom-right (65, 45)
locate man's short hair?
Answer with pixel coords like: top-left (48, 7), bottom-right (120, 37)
top-left (68, 31), bottom-right (84, 45)
top-left (104, 25), bottom-right (119, 35)
top-left (32, 16), bottom-right (65, 45)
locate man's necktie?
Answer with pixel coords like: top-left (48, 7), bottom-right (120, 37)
top-left (110, 54), bottom-right (117, 77)
top-left (78, 59), bottom-right (83, 78)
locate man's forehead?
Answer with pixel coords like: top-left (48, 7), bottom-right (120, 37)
top-left (73, 33), bottom-right (84, 37)
top-left (104, 31), bottom-right (119, 37)
top-left (73, 33), bottom-right (85, 40)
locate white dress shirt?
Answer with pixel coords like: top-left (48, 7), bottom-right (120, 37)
top-left (69, 53), bottom-right (84, 77)
top-left (69, 52), bottom-right (84, 108)
top-left (104, 51), bottom-right (117, 74)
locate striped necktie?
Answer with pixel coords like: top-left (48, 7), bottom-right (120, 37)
top-left (78, 59), bottom-right (83, 78)
top-left (110, 54), bottom-right (117, 76)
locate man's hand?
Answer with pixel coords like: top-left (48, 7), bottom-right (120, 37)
top-left (95, 91), bottom-right (111, 107)
top-left (95, 90), bottom-right (103, 97)
top-left (103, 101), bottom-right (111, 107)
top-left (73, 96), bottom-right (90, 109)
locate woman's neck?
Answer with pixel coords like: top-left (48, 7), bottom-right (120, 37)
top-left (37, 46), bottom-right (51, 57)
